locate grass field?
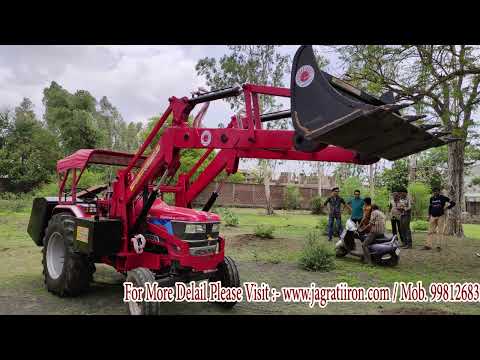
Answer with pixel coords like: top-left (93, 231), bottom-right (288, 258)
top-left (1, 207), bottom-right (480, 315)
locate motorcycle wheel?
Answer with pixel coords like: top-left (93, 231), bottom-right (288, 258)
top-left (335, 247), bottom-right (348, 258)
top-left (381, 254), bottom-right (399, 267)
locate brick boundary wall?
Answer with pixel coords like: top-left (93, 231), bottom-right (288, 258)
top-left (192, 182), bottom-right (331, 210)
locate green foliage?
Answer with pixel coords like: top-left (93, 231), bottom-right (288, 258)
top-left (411, 220), bottom-right (429, 231)
top-left (310, 196), bottom-right (325, 215)
top-left (299, 231), bottom-right (335, 272)
top-left (33, 177), bottom-right (59, 197)
top-left (218, 208), bottom-right (239, 227)
top-left (407, 182), bottom-right (431, 220)
top-left (372, 186), bottom-right (390, 213)
top-left (254, 224), bottom-right (275, 239)
top-left (334, 164), bottom-right (367, 184)
top-left (0, 98), bottom-right (60, 192)
top-left (215, 171), bottom-right (245, 183)
top-left (377, 160), bottom-right (409, 192)
top-left (196, 46), bottom-right (290, 113)
top-left (43, 83), bottom-right (100, 155)
top-left (162, 193), bottom-right (175, 206)
top-left (284, 185), bottom-right (302, 210)
top-left (339, 176), bottom-right (366, 203)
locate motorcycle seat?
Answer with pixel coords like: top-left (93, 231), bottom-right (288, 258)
top-left (373, 234), bottom-right (393, 243)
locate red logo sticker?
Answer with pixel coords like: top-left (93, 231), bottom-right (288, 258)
top-left (295, 65), bottom-right (315, 88)
top-left (200, 130), bottom-right (212, 147)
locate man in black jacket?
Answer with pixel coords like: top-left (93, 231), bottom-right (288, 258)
top-left (422, 187), bottom-right (456, 251)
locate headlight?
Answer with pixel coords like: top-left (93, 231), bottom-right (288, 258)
top-left (185, 223), bottom-right (206, 234)
top-left (211, 223), bottom-right (220, 233)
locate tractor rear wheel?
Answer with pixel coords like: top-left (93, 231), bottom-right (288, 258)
top-left (125, 268), bottom-right (160, 315)
top-left (42, 213), bottom-right (93, 297)
top-left (213, 256), bottom-right (240, 309)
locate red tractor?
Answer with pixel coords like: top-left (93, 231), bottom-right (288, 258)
top-left (27, 46), bottom-right (454, 314)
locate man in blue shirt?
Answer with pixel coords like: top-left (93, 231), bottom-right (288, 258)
top-left (347, 189), bottom-right (365, 226)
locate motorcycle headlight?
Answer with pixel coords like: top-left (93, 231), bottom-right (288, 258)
top-left (185, 223), bottom-right (207, 234)
top-left (211, 223), bottom-right (220, 233)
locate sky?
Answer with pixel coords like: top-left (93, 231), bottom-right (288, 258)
top-left (0, 45), bottom-right (347, 176)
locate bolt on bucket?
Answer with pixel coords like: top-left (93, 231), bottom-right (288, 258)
top-left (290, 45), bottom-right (456, 161)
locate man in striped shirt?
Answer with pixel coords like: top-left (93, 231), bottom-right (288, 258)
top-left (362, 204), bottom-right (386, 264)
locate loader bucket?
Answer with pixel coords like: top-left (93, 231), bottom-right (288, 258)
top-left (290, 45), bottom-right (451, 160)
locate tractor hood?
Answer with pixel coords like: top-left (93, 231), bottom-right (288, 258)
top-left (148, 199), bottom-right (220, 223)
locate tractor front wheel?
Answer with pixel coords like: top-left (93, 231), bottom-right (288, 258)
top-left (125, 268), bottom-right (160, 315)
top-left (212, 256), bottom-right (240, 309)
top-left (42, 213), bottom-right (93, 297)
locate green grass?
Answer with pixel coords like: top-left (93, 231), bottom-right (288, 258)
top-left (2, 205), bottom-right (480, 315)
top-left (464, 224), bottom-right (480, 239)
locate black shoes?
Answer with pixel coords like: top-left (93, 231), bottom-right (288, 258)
top-left (421, 246), bottom-right (432, 250)
top-left (400, 244), bottom-right (412, 249)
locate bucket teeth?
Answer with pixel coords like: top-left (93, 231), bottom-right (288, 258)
top-left (385, 102), bottom-right (414, 112)
top-left (430, 131), bottom-right (451, 137)
top-left (443, 136), bottom-right (463, 143)
top-left (403, 114), bottom-right (427, 122)
top-left (418, 124), bottom-right (441, 130)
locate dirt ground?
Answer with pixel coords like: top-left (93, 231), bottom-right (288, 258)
top-left (1, 209), bottom-right (480, 315)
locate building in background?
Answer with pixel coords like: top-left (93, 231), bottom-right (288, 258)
top-left (465, 164), bottom-right (480, 218)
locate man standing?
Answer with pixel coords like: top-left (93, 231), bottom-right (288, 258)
top-left (399, 189), bottom-right (413, 249)
top-left (389, 192), bottom-right (403, 244)
top-left (324, 187), bottom-right (351, 241)
top-left (362, 204), bottom-right (386, 264)
top-left (422, 187), bottom-right (456, 251)
top-left (347, 190), bottom-right (365, 225)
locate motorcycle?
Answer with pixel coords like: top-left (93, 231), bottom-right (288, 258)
top-left (335, 218), bottom-right (400, 266)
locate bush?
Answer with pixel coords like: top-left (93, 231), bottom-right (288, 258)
top-left (220, 208), bottom-right (239, 227)
top-left (411, 220), bottom-right (428, 232)
top-left (284, 185), bottom-right (302, 210)
top-left (299, 231), bottom-right (335, 272)
top-left (310, 196), bottom-right (324, 214)
top-left (254, 224), bottom-right (275, 238)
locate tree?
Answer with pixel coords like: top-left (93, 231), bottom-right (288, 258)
top-left (376, 159), bottom-right (409, 192)
top-left (196, 45), bottom-right (292, 214)
top-left (0, 98), bottom-right (60, 192)
top-left (338, 45), bottom-right (480, 237)
top-left (43, 82), bottom-right (100, 155)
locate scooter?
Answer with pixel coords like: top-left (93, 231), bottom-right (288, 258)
top-left (335, 218), bottom-right (400, 266)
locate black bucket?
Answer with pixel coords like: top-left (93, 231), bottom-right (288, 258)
top-left (290, 45), bottom-right (451, 160)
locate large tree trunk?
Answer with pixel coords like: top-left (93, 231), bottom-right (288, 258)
top-left (445, 141), bottom-right (465, 237)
